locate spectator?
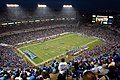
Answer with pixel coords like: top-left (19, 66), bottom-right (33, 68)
top-left (21, 72), bottom-right (28, 80)
top-left (41, 70), bottom-right (50, 80)
top-left (58, 73), bottom-right (66, 80)
top-left (83, 70), bottom-right (97, 80)
top-left (58, 58), bottom-right (68, 80)
top-left (99, 64), bottom-right (109, 75)
top-left (72, 59), bottom-right (80, 80)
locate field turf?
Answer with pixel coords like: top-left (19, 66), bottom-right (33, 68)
top-left (18, 33), bottom-right (103, 66)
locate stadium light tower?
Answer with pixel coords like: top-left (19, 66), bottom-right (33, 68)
top-left (38, 4), bottom-right (47, 7)
top-left (6, 4), bottom-right (19, 7)
top-left (63, 5), bottom-right (72, 8)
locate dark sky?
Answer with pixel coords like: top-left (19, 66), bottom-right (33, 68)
top-left (0, 0), bottom-right (120, 10)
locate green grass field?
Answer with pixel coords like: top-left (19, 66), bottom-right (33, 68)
top-left (18, 33), bottom-right (103, 66)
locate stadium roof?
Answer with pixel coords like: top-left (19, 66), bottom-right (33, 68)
top-left (0, 0), bottom-right (120, 11)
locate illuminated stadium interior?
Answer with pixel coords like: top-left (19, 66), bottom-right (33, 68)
top-left (0, 0), bottom-right (120, 80)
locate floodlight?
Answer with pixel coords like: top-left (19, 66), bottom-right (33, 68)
top-left (92, 21), bottom-right (96, 23)
top-left (1, 23), bottom-right (7, 26)
top-left (71, 18), bottom-right (75, 20)
top-left (92, 15), bottom-right (96, 17)
top-left (109, 16), bottom-right (113, 18)
top-left (6, 4), bottom-right (19, 7)
top-left (35, 20), bottom-right (40, 22)
top-left (29, 20), bottom-right (34, 23)
top-left (8, 22), bottom-right (14, 25)
top-left (103, 22), bottom-right (107, 24)
top-left (63, 5), bottom-right (72, 8)
top-left (38, 4), bottom-right (47, 7)
top-left (50, 19), bottom-right (54, 21)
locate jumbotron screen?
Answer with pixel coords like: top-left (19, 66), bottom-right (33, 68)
top-left (92, 15), bottom-right (113, 24)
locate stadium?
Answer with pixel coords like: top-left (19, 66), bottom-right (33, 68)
top-left (0, 0), bottom-right (120, 80)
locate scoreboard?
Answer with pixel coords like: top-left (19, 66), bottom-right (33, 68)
top-left (92, 15), bottom-right (113, 25)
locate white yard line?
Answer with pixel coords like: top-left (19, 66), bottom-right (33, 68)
top-left (32, 46), bottom-right (45, 61)
top-left (84, 39), bottom-right (98, 46)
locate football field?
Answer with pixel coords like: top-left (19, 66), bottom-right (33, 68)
top-left (18, 33), bottom-right (103, 66)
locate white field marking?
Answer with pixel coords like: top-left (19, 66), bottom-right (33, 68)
top-left (83, 39), bottom-right (99, 46)
top-left (32, 46), bottom-right (45, 61)
top-left (18, 46), bottom-right (45, 65)
top-left (17, 48), bottom-right (37, 66)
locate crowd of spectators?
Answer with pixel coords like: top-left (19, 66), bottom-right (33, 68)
top-left (0, 22), bottom-right (120, 80)
top-left (0, 46), bottom-right (29, 69)
top-left (0, 44), bottom-right (119, 80)
top-left (0, 19), bottom-right (77, 34)
top-left (0, 24), bottom-right (77, 45)
top-left (70, 44), bottom-right (120, 80)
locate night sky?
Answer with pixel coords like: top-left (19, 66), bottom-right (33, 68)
top-left (0, 0), bottom-right (120, 10)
